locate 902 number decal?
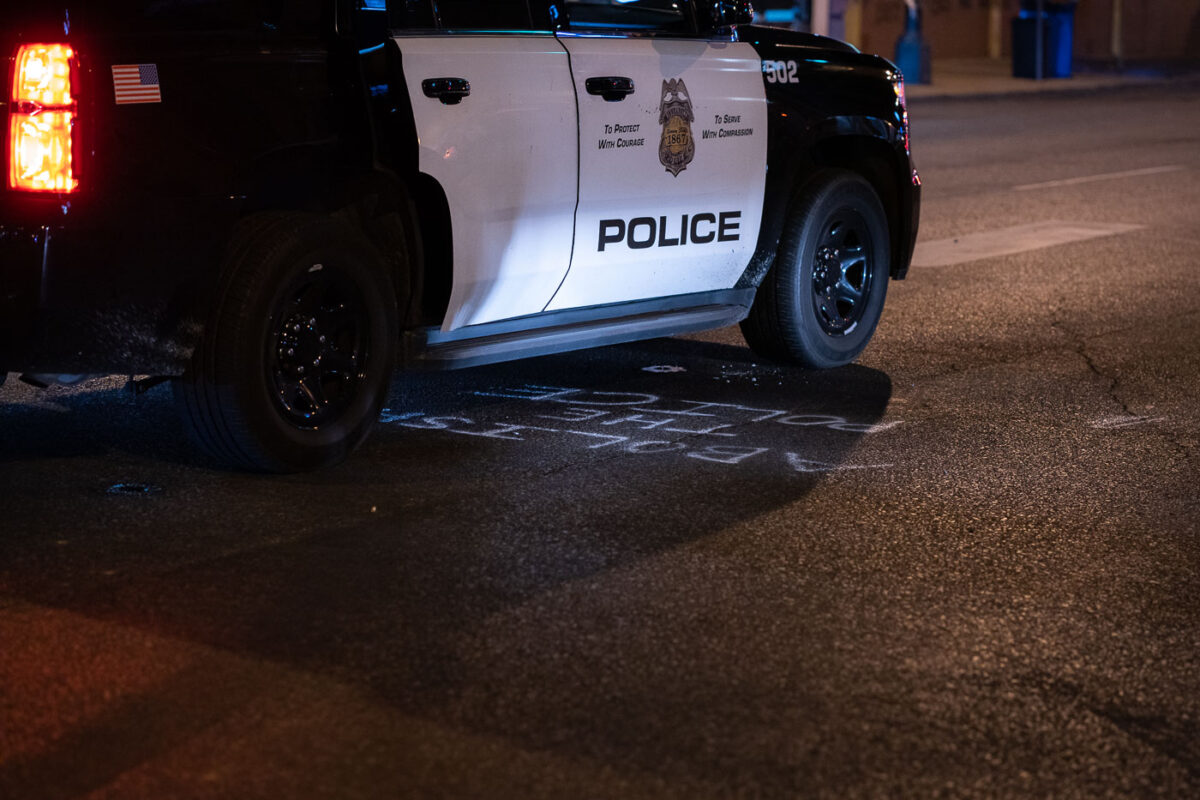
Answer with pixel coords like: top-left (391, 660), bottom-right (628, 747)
top-left (763, 60), bottom-right (799, 84)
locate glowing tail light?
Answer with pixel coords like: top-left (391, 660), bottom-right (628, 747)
top-left (9, 43), bottom-right (78, 192)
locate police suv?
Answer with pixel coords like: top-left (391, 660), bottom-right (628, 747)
top-left (0, 0), bottom-right (919, 471)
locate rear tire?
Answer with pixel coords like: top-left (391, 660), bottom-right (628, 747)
top-left (175, 213), bottom-right (399, 472)
top-left (742, 169), bottom-right (890, 368)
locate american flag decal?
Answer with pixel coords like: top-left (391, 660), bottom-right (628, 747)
top-left (112, 64), bottom-right (162, 105)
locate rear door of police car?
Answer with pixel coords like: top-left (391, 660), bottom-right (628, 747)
top-left (546, 0), bottom-right (768, 311)
top-left (391, 0), bottom-right (578, 331)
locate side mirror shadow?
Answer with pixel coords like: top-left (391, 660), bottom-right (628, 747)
top-left (706, 0), bottom-right (755, 30)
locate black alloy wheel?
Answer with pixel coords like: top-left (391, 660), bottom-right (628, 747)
top-left (741, 169), bottom-right (891, 369)
top-left (810, 213), bottom-right (875, 337)
top-left (176, 212), bottom-right (400, 472)
top-left (269, 268), bottom-right (371, 429)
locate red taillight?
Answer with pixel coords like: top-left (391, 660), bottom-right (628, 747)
top-left (9, 43), bottom-right (78, 192)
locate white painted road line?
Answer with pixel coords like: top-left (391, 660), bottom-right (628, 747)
top-left (1013, 165), bottom-right (1185, 191)
top-left (1091, 415), bottom-right (1168, 430)
top-left (910, 221), bottom-right (1144, 268)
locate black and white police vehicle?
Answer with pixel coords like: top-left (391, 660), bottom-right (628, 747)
top-left (0, 0), bottom-right (919, 471)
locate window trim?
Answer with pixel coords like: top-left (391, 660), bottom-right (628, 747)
top-left (428, 0), bottom-right (537, 31)
top-left (391, 28), bottom-right (557, 36)
top-left (558, 0), bottom-right (700, 37)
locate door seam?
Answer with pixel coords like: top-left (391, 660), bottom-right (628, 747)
top-left (542, 33), bottom-right (583, 312)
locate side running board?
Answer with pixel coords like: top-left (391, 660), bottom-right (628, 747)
top-left (408, 290), bottom-right (754, 370)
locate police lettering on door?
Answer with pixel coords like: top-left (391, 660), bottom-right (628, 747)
top-left (598, 212), bottom-right (741, 251)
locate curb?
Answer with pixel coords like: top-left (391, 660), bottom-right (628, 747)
top-left (906, 74), bottom-right (1200, 104)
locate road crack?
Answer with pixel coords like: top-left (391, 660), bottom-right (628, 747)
top-left (1088, 702), bottom-right (1200, 783)
top-left (1017, 673), bottom-right (1200, 785)
top-left (1051, 319), bottom-right (1133, 417)
top-left (1051, 319), bottom-right (1195, 464)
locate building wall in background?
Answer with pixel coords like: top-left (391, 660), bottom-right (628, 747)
top-left (850, 0), bottom-right (1200, 62)
top-left (857, 0), bottom-right (998, 59)
top-left (1073, 0), bottom-right (1200, 61)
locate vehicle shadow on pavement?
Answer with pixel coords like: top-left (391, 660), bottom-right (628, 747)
top-left (0, 376), bottom-right (195, 466)
top-left (0, 339), bottom-right (897, 796)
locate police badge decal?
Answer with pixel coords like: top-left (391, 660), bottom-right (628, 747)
top-left (658, 78), bottom-right (695, 177)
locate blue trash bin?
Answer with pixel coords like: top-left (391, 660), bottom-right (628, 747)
top-left (894, 8), bottom-right (932, 84)
top-left (1012, 1), bottom-right (1076, 78)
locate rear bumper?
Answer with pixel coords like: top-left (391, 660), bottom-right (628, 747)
top-left (0, 225), bottom-right (48, 369)
top-left (0, 222), bottom-right (214, 375)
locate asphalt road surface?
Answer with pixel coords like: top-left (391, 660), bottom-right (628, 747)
top-left (2, 86), bottom-right (1198, 799)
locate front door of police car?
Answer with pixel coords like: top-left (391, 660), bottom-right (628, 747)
top-left (546, 0), bottom-right (768, 311)
top-left (394, 2), bottom-right (578, 331)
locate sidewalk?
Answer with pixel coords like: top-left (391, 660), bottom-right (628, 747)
top-left (904, 57), bottom-right (1200, 101)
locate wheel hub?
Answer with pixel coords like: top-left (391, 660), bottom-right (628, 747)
top-left (813, 246), bottom-right (841, 295)
top-left (810, 219), bottom-right (872, 336)
top-left (277, 315), bottom-right (328, 378)
top-left (267, 270), bottom-right (368, 429)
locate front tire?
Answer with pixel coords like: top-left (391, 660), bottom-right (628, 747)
top-left (176, 213), bottom-right (399, 472)
top-left (742, 169), bottom-right (891, 368)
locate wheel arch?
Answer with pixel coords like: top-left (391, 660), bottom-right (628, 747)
top-left (742, 117), bottom-right (915, 289)
top-left (807, 131), bottom-right (910, 280)
top-left (740, 167), bottom-right (892, 368)
top-left (230, 155), bottom-right (454, 332)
